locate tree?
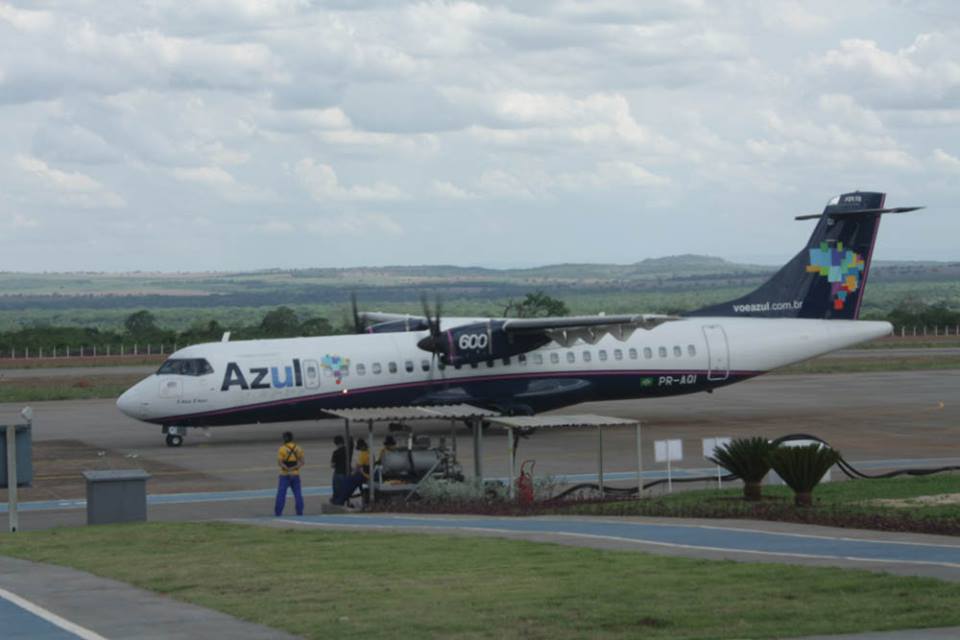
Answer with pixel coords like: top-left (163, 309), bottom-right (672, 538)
top-left (300, 317), bottom-right (334, 336)
top-left (503, 291), bottom-right (569, 318)
top-left (708, 437), bottom-right (774, 501)
top-left (768, 444), bottom-right (840, 507)
top-left (124, 310), bottom-right (158, 337)
top-left (259, 306), bottom-right (301, 337)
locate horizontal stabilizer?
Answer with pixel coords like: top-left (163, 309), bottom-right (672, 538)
top-left (795, 206), bottom-right (924, 221)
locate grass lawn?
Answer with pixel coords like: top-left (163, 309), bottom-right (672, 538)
top-left (3, 522), bottom-right (960, 639)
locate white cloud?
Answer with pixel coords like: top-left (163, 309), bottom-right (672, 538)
top-left (0, 4), bottom-right (54, 32)
top-left (170, 165), bottom-right (273, 202)
top-left (293, 159), bottom-right (406, 201)
top-left (14, 155), bottom-right (125, 208)
top-left (932, 148), bottom-right (960, 173)
top-left (305, 212), bottom-right (403, 237)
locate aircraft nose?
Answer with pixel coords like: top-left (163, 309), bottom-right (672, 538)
top-left (117, 383), bottom-right (148, 419)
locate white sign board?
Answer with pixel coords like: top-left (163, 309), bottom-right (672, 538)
top-left (654, 439), bottom-right (683, 463)
top-left (702, 437), bottom-right (732, 459)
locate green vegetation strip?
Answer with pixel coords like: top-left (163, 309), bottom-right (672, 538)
top-left (0, 375), bottom-right (139, 402)
top-left (777, 356), bottom-right (960, 375)
top-left (552, 474), bottom-right (960, 535)
top-left (3, 522), bottom-right (960, 639)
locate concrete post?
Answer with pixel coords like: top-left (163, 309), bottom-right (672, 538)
top-left (472, 417), bottom-right (483, 485)
top-left (6, 426), bottom-right (18, 533)
top-left (636, 422), bottom-right (643, 498)
top-left (597, 427), bottom-right (604, 497)
top-left (367, 419), bottom-right (375, 506)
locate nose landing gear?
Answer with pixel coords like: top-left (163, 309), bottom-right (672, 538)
top-left (162, 425), bottom-right (185, 447)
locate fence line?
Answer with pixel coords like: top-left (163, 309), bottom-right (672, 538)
top-left (0, 343), bottom-right (178, 360)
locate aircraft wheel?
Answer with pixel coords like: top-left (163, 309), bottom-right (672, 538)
top-left (165, 434), bottom-right (184, 447)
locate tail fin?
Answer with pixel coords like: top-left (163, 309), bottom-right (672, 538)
top-left (688, 192), bottom-right (922, 320)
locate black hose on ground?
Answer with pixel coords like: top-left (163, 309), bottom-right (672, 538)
top-left (552, 433), bottom-right (960, 500)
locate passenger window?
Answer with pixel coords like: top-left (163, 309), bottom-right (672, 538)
top-left (372, 362), bottom-right (382, 375)
top-left (502, 357), bottom-right (511, 366)
top-left (614, 349), bottom-right (623, 361)
top-left (688, 345), bottom-right (697, 357)
top-left (673, 345), bottom-right (682, 357)
top-left (566, 351), bottom-right (575, 363)
top-left (533, 353), bottom-right (543, 365)
top-left (643, 347), bottom-right (653, 359)
top-left (582, 351), bottom-right (592, 362)
top-left (518, 354), bottom-right (527, 365)
top-left (550, 352), bottom-right (560, 364)
top-left (628, 348), bottom-right (638, 360)
top-left (454, 362), bottom-right (462, 370)
top-left (598, 350), bottom-right (608, 361)
top-left (486, 360), bottom-right (495, 368)
top-left (421, 359), bottom-right (430, 372)
top-left (470, 362), bottom-right (479, 369)
top-left (659, 346), bottom-right (667, 358)
top-left (388, 362), bottom-right (398, 374)
top-left (357, 363), bottom-right (366, 376)
top-left (405, 360), bottom-right (414, 373)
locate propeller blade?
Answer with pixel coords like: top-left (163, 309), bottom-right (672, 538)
top-left (350, 292), bottom-right (366, 334)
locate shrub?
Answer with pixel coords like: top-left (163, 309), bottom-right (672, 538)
top-left (708, 437), bottom-right (773, 501)
top-left (768, 444), bottom-right (841, 507)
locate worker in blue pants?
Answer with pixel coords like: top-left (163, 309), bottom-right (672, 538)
top-left (275, 431), bottom-right (305, 516)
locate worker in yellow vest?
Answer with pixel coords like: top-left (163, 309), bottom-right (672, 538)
top-left (274, 431), bottom-right (305, 516)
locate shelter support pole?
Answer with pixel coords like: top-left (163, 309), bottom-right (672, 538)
top-left (472, 417), bottom-right (483, 485)
top-left (635, 422), bottom-right (643, 498)
top-left (367, 419), bottom-right (375, 506)
top-left (597, 427), bottom-right (604, 497)
top-left (507, 427), bottom-right (515, 499)
top-left (6, 426), bottom-right (18, 533)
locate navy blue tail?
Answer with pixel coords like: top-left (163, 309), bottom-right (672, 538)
top-left (688, 192), bottom-right (890, 320)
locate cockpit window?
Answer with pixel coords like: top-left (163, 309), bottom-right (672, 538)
top-left (157, 358), bottom-right (214, 376)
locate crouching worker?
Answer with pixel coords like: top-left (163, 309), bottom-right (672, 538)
top-left (274, 431), bottom-right (305, 516)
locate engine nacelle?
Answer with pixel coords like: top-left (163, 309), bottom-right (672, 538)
top-left (367, 318), bottom-right (430, 333)
top-left (418, 321), bottom-right (550, 365)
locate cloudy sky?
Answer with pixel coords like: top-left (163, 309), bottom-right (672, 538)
top-left (1, 1), bottom-right (958, 272)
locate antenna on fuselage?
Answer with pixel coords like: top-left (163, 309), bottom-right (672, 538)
top-left (221, 332), bottom-right (231, 342)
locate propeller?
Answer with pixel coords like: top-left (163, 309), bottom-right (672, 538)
top-left (350, 292), bottom-right (366, 334)
top-left (418, 294), bottom-right (445, 358)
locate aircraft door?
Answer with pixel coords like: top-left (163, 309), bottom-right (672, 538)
top-left (302, 359), bottom-right (321, 388)
top-left (702, 324), bottom-right (730, 381)
top-left (159, 377), bottom-right (182, 399)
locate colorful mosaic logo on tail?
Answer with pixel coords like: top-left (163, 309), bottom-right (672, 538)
top-left (321, 354), bottom-right (350, 384)
top-left (805, 242), bottom-right (865, 310)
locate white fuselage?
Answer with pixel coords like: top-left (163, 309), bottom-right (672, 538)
top-left (116, 317), bottom-right (892, 426)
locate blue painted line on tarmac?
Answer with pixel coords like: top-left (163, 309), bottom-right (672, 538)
top-left (279, 514), bottom-right (960, 568)
top-left (3, 456), bottom-right (958, 514)
top-left (0, 596), bottom-right (80, 640)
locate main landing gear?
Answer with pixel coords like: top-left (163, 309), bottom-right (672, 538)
top-left (163, 425), bottom-right (185, 447)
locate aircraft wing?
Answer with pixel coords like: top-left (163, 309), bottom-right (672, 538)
top-left (502, 314), bottom-right (681, 346)
top-left (359, 311), bottom-right (425, 324)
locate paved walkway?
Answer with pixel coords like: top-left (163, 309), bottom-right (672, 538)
top-left (0, 556), bottom-right (298, 639)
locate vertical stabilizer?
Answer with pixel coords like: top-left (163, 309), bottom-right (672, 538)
top-left (688, 192), bottom-right (921, 320)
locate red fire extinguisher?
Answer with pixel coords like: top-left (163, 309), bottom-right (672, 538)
top-left (517, 459), bottom-right (535, 506)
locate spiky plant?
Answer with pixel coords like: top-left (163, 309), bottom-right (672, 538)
top-left (707, 437), bottom-right (773, 501)
top-left (768, 444), bottom-right (841, 507)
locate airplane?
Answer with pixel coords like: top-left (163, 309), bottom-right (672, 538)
top-left (117, 191), bottom-right (921, 447)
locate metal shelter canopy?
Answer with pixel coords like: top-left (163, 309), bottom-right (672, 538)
top-left (327, 404), bottom-right (499, 422)
top-left (488, 414), bottom-right (642, 498)
top-left (327, 404), bottom-right (501, 504)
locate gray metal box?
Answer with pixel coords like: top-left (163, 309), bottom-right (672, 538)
top-left (0, 424), bottom-right (32, 488)
top-left (82, 469), bottom-right (150, 525)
